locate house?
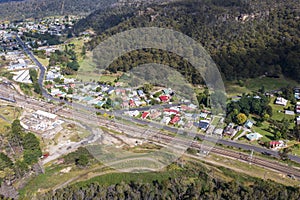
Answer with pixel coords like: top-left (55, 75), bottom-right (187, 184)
top-left (246, 132), bottom-right (263, 141)
top-left (141, 112), bottom-right (149, 119)
top-left (163, 88), bottom-right (171, 95)
top-left (137, 90), bottom-right (145, 97)
top-left (296, 102), bottom-right (300, 114)
top-left (149, 111), bottom-right (161, 119)
top-left (297, 116), bottom-right (300, 126)
top-left (224, 123), bottom-right (237, 136)
top-left (97, 101), bottom-right (105, 107)
top-left (135, 100), bottom-right (146, 107)
top-left (294, 88), bottom-right (300, 100)
top-left (129, 99), bottom-right (136, 107)
top-left (198, 120), bottom-right (210, 130)
top-left (161, 116), bottom-right (171, 125)
top-left (275, 97), bottom-right (288, 106)
top-left (159, 95), bottom-right (169, 102)
top-left (170, 116), bottom-right (180, 124)
top-left (126, 110), bottom-right (140, 117)
top-left (244, 120), bottom-right (254, 129)
top-left (106, 87), bottom-right (114, 95)
top-left (214, 128), bottom-right (223, 137)
top-left (188, 104), bottom-right (198, 110)
top-left (269, 140), bottom-right (285, 149)
top-left (199, 112), bottom-right (208, 119)
top-left (163, 109), bottom-right (179, 115)
top-left (285, 110), bottom-right (295, 115)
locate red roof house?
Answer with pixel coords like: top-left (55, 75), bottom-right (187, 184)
top-left (170, 116), bottom-right (180, 124)
top-left (159, 95), bottom-right (169, 102)
top-left (129, 99), bottom-right (136, 107)
top-left (164, 109), bottom-right (179, 115)
top-left (141, 112), bottom-right (149, 119)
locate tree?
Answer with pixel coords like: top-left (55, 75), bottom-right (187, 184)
top-left (291, 126), bottom-right (300, 141)
top-left (14, 160), bottom-right (28, 178)
top-left (75, 154), bottom-right (89, 167)
top-left (0, 153), bottom-right (13, 170)
top-left (273, 131), bottom-right (282, 140)
top-left (142, 83), bottom-right (153, 94)
top-left (10, 119), bottom-right (23, 146)
top-left (22, 133), bottom-right (42, 165)
top-left (278, 148), bottom-right (291, 161)
top-left (67, 61), bottom-right (80, 71)
top-left (236, 113), bottom-right (247, 125)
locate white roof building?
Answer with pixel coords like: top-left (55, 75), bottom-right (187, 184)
top-left (275, 97), bottom-right (288, 106)
top-left (12, 70), bottom-right (32, 84)
top-left (35, 110), bottom-right (57, 120)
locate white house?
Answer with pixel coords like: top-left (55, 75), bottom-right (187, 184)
top-left (275, 97), bottom-right (288, 106)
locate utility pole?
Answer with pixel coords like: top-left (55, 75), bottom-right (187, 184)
top-left (249, 149), bottom-right (254, 164)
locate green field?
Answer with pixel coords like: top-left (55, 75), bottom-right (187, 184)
top-left (75, 169), bottom-right (180, 188)
top-left (225, 76), bottom-right (299, 97)
top-left (37, 57), bottom-right (49, 67)
top-left (269, 97), bottom-right (295, 122)
top-left (65, 52), bottom-right (118, 83)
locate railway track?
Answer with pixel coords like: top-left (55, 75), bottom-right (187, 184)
top-left (1, 85), bottom-right (300, 180)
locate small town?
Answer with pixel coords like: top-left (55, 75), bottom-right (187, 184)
top-left (0, 0), bottom-right (299, 199)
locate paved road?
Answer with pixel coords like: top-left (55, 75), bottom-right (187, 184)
top-left (14, 34), bottom-right (300, 164)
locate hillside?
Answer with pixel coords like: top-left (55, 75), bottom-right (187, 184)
top-left (74, 0), bottom-right (300, 84)
top-left (0, 0), bottom-right (117, 20)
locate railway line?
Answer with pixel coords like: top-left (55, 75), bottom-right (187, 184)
top-left (1, 84), bottom-right (300, 180)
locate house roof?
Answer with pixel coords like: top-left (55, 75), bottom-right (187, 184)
top-left (285, 110), bottom-right (295, 115)
top-left (275, 97), bottom-right (288, 106)
top-left (246, 132), bottom-right (263, 141)
top-left (270, 141), bottom-right (280, 145)
top-left (245, 120), bottom-right (253, 128)
top-left (198, 120), bottom-right (210, 129)
top-left (141, 112), bottom-right (149, 119)
top-left (159, 95), bottom-right (169, 102)
top-left (170, 116), bottom-right (180, 124)
top-left (137, 90), bottom-right (144, 96)
top-left (164, 109), bottom-right (179, 115)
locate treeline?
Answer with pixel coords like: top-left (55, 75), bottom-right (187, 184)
top-left (226, 94), bottom-right (272, 123)
top-left (41, 165), bottom-right (300, 199)
top-left (76, 0), bottom-right (300, 83)
top-left (0, 0), bottom-right (118, 20)
top-left (22, 32), bottom-right (61, 46)
top-left (29, 69), bottom-right (41, 94)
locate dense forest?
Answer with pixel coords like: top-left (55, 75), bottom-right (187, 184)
top-left (0, 0), bottom-right (117, 20)
top-left (0, 119), bottom-right (42, 199)
top-left (41, 162), bottom-right (300, 200)
top-left (75, 0), bottom-right (300, 83)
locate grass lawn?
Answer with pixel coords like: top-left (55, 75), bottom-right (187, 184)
top-left (287, 141), bottom-right (300, 157)
top-left (252, 124), bottom-right (273, 143)
top-left (66, 53), bottom-right (118, 83)
top-left (69, 38), bottom-right (85, 55)
top-left (269, 97), bottom-right (295, 122)
top-left (36, 57), bottom-right (49, 67)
